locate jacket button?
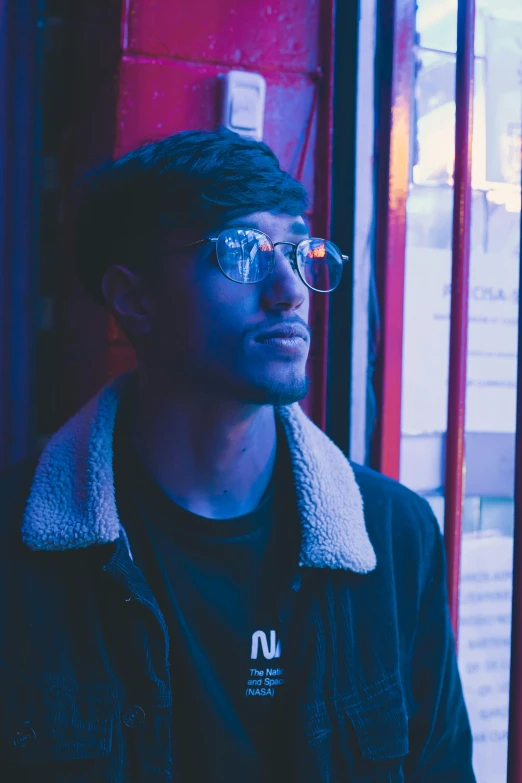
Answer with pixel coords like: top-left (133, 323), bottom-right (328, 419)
top-left (122, 705), bottom-right (146, 728)
top-left (13, 724), bottom-right (36, 749)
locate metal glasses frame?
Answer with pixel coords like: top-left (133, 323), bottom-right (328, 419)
top-left (179, 227), bottom-right (350, 293)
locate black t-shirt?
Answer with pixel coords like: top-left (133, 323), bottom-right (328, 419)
top-left (113, 400), bottom-right (300, 782)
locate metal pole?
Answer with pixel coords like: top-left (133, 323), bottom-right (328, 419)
top-left (372, 0), bottom-right (415, 480)
top-left (307, 0), bottom-right (336, 433)
top-left (443, 0), bottom-right (475, 645)
top-left (506, 117), bottom-right (522, 783)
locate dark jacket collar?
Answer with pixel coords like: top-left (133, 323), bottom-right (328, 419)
top-left (21, 372), bottom-right (376, 573)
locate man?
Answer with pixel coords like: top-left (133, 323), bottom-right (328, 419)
top-left (0, 128), bottom-right (475, 782)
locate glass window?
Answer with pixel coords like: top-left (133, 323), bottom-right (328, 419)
top-left (400, 2), bottom-right (522, 780)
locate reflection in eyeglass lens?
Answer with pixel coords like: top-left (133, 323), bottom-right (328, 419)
top-left (219, 230), bottom-right (273, 283)
top-left (307, 243), bottom-right (327, 259)
top-left (299, 240), bottom-right (342, 292)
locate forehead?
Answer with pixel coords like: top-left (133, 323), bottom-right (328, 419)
top-left (221, 211), bottom-right (309, 239)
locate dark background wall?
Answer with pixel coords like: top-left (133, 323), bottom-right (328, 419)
top-left (0, 0), bottom-right (359, 467)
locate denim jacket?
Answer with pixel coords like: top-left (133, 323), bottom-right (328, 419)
top-left (0, 373), bottom-right (475, 782)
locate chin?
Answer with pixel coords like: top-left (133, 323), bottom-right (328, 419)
top-left (242, 375), bottom-right (311, 406)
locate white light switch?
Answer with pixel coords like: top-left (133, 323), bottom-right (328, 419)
top-left (220, 70), bottom-right (266, 141)
top-left (230, 86), bottom-right (258, 130)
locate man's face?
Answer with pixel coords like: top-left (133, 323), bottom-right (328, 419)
top-left (143, 211), bottom-right (311, 406)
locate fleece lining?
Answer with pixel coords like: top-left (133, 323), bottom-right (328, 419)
top-left (21, 372), bottom-right (376, 573)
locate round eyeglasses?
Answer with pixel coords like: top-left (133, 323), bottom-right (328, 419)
top-left (181, 227), bottom-right (350, 293)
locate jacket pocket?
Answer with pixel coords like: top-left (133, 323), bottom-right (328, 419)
top-left (0, 662), bottom-right (115, 782)
top-left (334, 673), bottom-right (409, 783)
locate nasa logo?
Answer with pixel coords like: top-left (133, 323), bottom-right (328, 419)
top-left (250, 630), bottom-right (281, 660)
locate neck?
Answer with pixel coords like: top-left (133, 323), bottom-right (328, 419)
top-left (127, 372), bottom-right (278, 519)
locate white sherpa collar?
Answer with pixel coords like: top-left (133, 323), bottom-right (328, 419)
top-left (21, 373), bottom-right (376, 573)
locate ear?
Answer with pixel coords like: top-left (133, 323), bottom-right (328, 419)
top-left (101, 264), bottom-right (152, 336)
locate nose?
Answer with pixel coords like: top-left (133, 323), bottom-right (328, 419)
top-left (260, 244), bottom-right (309, 313)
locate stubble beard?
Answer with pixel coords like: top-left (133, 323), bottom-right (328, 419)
top-left (169, 358), bottom-right (311, 407)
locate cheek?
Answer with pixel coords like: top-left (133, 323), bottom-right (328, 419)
top-left (205, 293), bottom-right (257, 346)
top-left (146, 273), bottom-right (196, 348)
top-left (155, 269), bottom-right (258, 352)
top-left (196, 267), bottom-right (260, 324)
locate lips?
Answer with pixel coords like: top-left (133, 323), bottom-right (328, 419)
top-left (254, 325), bottom-right (309, 342)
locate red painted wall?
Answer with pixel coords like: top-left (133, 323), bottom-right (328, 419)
top-left (64, 0), bottom-right (334, 426)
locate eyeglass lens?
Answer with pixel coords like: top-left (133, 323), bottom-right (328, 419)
top-left (217, 229), bottom-right (273, 284)
top-left (297, 238), bottom-right (343, 293)
top-left (216, 229), bottom-right (343, 292)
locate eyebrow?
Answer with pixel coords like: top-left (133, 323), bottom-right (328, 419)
top-left (222, 220), bottom-right (309, 236)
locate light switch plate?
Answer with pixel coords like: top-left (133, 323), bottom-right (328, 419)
top-left (220, 70), bottom-right (266, 141)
